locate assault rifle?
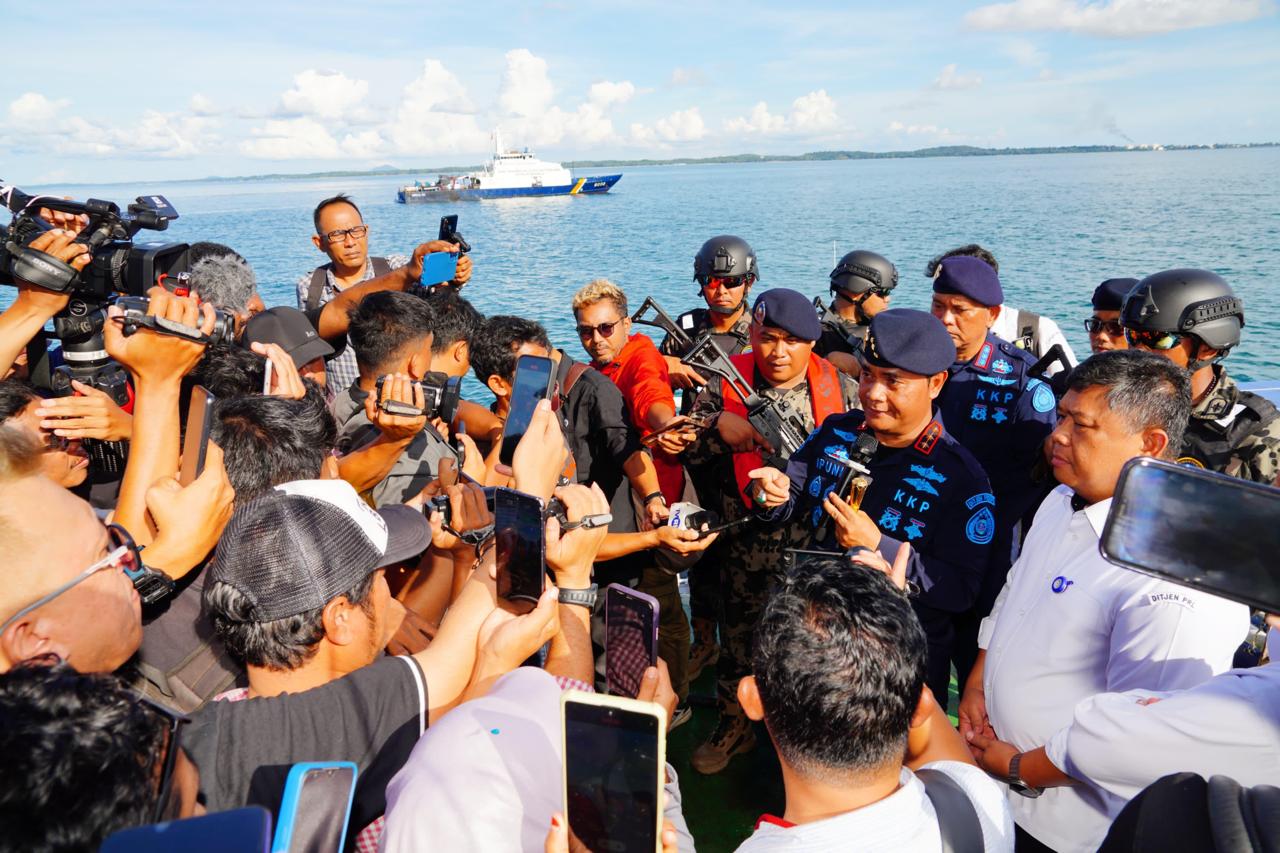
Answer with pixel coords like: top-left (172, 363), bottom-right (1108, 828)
top-left (812, 295), bottom-right (866, 354)
top-left (630, 296), bottom-right (693, 352)
top-left (1028, 343), bottom-right (1072, 399)
top-left (679, 335), bottom-right (811, 468)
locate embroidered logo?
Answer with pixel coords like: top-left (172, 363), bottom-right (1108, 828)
top-left (913, 421), bottom-right (942, 455)
top-left (1028, 378), bottom-right (1055, 414)
top-left (992, 359), bottom-right (1013, 375)
top-left (910, 464), bottom-right (947, 484)
top-left (903, 477), bottom-right (940, 496)
top-left (878, 507), bottom-right (902, 532)
top-left (965, 507), bottom-right (995, 545)
top-left (970, 404), bottom-right (988, 421)
top-left (904, 518), bottom-right (926, 541)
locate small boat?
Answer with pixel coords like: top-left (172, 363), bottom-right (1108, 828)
top-left (397, 132), bottom-right (621, 203)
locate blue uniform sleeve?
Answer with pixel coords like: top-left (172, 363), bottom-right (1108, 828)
top-left (756, 422), bottom-right (825, 525)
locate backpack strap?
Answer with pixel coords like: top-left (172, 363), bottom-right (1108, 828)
top-left (917, 768), bottom-right (985, 853)
top-left (135, 642), bottom-right (239, 714)
top-left (1015, 308), bottom-right (1038, 353)
top-left (556, 362), bottom-right (590, 410)
top-left (369, 256), bottom-right (392, 278)
top-left (304, 267), bottom-right (328, 312)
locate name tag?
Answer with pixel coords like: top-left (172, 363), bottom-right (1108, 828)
top-left (1147, 592), bottom-right (1197, 610)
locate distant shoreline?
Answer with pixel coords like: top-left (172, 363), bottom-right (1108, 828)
top-left (36, 141), bottom-right (1279, 188)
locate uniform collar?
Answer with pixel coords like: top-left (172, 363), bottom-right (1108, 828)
top-left (1068, 490), bottom-right (1113, 538)
top-left (1192, 366), bottom-right (1238, 421)
top-left (954, 333), bottom-right (1001, 373)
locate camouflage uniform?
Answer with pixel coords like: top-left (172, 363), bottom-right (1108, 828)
top-left (682, 370), bottom-right (859, 722)
top-left (814, 310), bottom-right (869, 360)
top-left (1179, 366), bottom-right (1280, 484)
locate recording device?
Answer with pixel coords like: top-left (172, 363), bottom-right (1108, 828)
top-left (667, 501), bottom-right (748, 539)
top-left (1101, 457), bottom-right (1280, 614)
top-left (438, 214), bottom-right (471, 253)
top-left (562, 691), bottom-right (666, 853)
top-left (114, 295), bottom-right (236, 345)
top-left (424, 485), bottom-right (497, 525)
top-left (273, 762), bottom-right (358, 853)
top-left (373, 372), bottom-right (462, 423)
top-left (785, 548), bottom-right (849, 571)
top-left (680, 335), bottom-right (810, 468)
top-left (605, 585), bottom-right (660, 699)
top-left (813, 432), bottom-right (879, 544)
top-left (180, 386), bottom-right (216, 487)
top-left (499, 354), bottom-right (555, 466)
top-left (494, 487), bottom-right (546, 606)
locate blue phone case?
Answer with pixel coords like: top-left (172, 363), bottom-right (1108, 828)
top-left (272, 761), bottom-right (358, 853)
top-left (419, 251), bottom-right (459, 285)
top-left (101, 807), bottom-right (273, 852)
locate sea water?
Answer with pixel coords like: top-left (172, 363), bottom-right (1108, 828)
top-left (21, 147), bottom-right (1280, 382)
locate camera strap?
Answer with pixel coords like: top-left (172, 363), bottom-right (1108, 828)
top-left (117, 314), bottom-right (212, 345)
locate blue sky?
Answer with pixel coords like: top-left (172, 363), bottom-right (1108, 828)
top-left (2, 0), bottom-right (1277, 183)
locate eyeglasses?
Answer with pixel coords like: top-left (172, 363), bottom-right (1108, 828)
top-left (140, 694), bottom-right (192, 824)
top-left (1084, 318), bottom-right (1124, 336)
top-left (1123, 327), bottom-right (1183, 350)
top-left (698, 275), bottom-right (750, 290)
top-left (576, 319), bottom-right (623, 340)
top-left (320, 225), bottom-right (368, 244)
top-left (0, 524), bottom-right (173, 635)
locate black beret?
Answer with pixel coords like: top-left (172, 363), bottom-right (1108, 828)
top-left (1091, 278), bottom-right (1139, 311)
top-left (863, 309), bottom-right (957, 376)
top-left (751, 288), bottom-right (821, 342)
top-left (932, 255), bottom-right (1003, 307)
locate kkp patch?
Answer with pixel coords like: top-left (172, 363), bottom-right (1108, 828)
top-left (1028, 378), bottom-right (1055, 413)
top-left (965, 506), bottom-right (995, 545)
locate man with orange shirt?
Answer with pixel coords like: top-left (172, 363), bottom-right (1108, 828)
top-left (572, 279), bottom-right (698, 715)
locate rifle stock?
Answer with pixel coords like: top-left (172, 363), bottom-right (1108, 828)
top-left (630, 297), bottom-right (693, 352)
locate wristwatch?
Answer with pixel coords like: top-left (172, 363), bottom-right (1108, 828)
top-left (643, 491), bottom-right (667, 507)
top-left (558, 584), bottom-right (599, 609)
top-left (1007, 752), bottom-right (1043, 799)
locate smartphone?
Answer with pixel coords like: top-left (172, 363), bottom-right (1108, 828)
top-left (494, 487), bottom-right (546, 605)
top-left (639, 413), bottom-right (710, 447)
top-left (562, 691), bottom-right (666, 853)
top-left (179, 385), bottom-right (216, 486)
top-left (262, 358), bottom-right (274, 395)
top-left (499, 354), bottom-right (555, 466)
top-left (784, 548), bottom-right (844, 571)
top-left (272, 761), bottom-right (358, 853)
top-left (100, 806), bottom-right (272, 853)
top-left (605, 585), bottom-right (659, 698)
top-left (419, 251), bottom-right (459, 286)
top-left (1100, 457), bottom-right (1280, 613)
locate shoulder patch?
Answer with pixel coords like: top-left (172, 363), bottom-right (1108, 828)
top-left (1028, 378), bottom-right (1055, 413)
top-left (914, 421), bottom-right (943, 455)
top-left (973, 342), bottom-right (994, 371)
top-left (965, 492), bottom-right (996, 510)
top-left (966, 506), bottom-right (995, 545)
top-left (680, 314), bottom-right (696, 330)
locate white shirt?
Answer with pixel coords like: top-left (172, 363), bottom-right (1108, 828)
top-left (735, 762), bottom-right (1013, 852)
top-left (1047, 659), bottom-right (1280, 805)
top-left (978, 486), bottom-right (1248, 853)
top-left (990, 307), bottom-right (1077, 376)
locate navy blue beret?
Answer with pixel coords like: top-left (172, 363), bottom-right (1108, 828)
top-left (863, 308), bottom-right (957, 376)
top-left (1091, 278), bottom-right (1139, 311)
top-left (932, 255), bottom-right (1003, 307)
top-left (751, 288), bottom-right (821, 342)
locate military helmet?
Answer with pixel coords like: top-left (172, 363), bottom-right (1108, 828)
top-left (693, 235), bottom-right (758, 283)
top-left (830, 250), bottom-right (898, 297)
top-left (1121, 268), bottom-right (1244, 352)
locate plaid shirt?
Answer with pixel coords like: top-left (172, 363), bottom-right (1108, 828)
top-left (294, 254), bottom-right (409, 393)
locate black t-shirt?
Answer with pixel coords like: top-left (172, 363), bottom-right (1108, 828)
top-left (184, 654), bottom-right (429, 848)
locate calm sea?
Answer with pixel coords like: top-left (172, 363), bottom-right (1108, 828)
top-left (21, 148), bottom-right (1280, 381)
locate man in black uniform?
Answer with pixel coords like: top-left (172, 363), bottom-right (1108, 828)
top-left (750, 309), bottom-right (994, 705)
top-left (813, 249), bottom-right (897, 373)
top-left (1121, 268), bottom-right (1280, 485)
top-left (656, 235), bottom-right (757, 681)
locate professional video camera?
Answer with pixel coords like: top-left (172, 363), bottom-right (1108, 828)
top-left (373, 372), bottom-right (463, 425)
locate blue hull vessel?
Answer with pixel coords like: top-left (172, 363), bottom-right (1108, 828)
top-left (397, 173), bottom-right (621, 203)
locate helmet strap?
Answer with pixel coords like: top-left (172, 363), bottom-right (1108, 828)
top-left (831, 289), bottom-right (874, 323)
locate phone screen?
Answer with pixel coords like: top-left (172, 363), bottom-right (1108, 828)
top-left (439, 214), bottom-right (458, 242)
top-left (564, 700), bottom-right (662, 853)
top-left (495, 487), bottom-right (545, 604)
top-left (606, 585), bottom-right (659, 698)
top-left (500, 355), bottom-right (555, 466)
top-left (278, 764), bottom-right (357, 852)
top-left (1101, 458), bottom-right (1280, 613)
top-left (419, 251), bottom-right (459, 286)
top-left (179, 385), bottom-right (216, 486)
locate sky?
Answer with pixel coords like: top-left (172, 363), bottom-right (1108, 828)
top-left (2, 0), bottom-right (1278, 183)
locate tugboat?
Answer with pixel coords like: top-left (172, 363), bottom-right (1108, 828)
top-left (397, 132), bottom-right (622, 203)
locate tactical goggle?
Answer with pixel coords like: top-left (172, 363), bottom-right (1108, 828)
top-left (1123, 327), bottom-right (1183, 351)
top-left (697, 274), bottom-right (753, 290)
top-left (1084, 318), bottom-right (1124, 336)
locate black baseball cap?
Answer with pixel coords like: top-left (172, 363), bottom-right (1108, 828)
top-left (209, 479), bottom-right (430, 621)
top-left (243, 306), bottom-right (335, 369)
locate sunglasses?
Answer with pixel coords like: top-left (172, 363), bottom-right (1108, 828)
top-left (0, 524), bottom-right (173, 635)
top-left (41, 431), bottom-right (72, 452)
top-left (135, 693), bottom-right (193, 824)
top-left (576, 319), bottom-right (623, 340)
top-left (321, 225), bottom-right (369, 244)
top-left (1123, 327), bottom-right (1183, 351)
top-left (1084, 318), bottom-right (1124, 336)
top-left (698, 275), bottom-right (750, 290)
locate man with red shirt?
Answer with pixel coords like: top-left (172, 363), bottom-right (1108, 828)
top-left (572, 279), bottom-right (698, 712)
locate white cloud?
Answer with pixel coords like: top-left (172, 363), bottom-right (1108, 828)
top-left (189, 93), bottom-right (219, 116)
top-left (887, 120), bottom-right (959, 140)
top-left (965, 0), bottom-right (1274, 38)
top-left (724, 89), bottom-right (838, 135)
top-left (499, 48), bottom-right (556, 117)
top-left (669, 67), bottom-right (708, 87)
top-left (387, 59), bottom-right (486, 156)
top-left (340, 130), bottom-right (385, 158)
top-left (632, 107), bottom-right (707, 144)
top-left (240, 117), bottom-right (341, 159)
top-left (8, 92), bottom-right (69, 124)
top-left (278, 70), bottom-right (369, 120)
top-left (587, 80), bottom-right (636, 108)
top-left (933, 64), bottom-right (984, 90)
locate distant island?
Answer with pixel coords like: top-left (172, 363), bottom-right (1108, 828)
top-left (186, 141), bottom-right (1277, 184)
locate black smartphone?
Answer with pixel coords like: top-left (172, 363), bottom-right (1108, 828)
top-left (605, 584), bottom-right (660, 698)
top-left (1100, 457), bottom-right (1280, 614)
top-left (438, 214), bottom-right (470, 253)
top-left (179, 385), bottom-right (216, 486)
top-left (784, 548), bottom-right (843, 571)
top-left (494, 487), bottom-right (546, 606)
top-left (499, 354), bottom-right (555, 466)
top-left (562, 692), bottom-right (666, 853)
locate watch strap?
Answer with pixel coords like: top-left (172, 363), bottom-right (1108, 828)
top-left (558, 584), bottom-right (598, 609)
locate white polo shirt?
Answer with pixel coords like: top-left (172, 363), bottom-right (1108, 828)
top-left (978, 485), bottom-right (1248, 853)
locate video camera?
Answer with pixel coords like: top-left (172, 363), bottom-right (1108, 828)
top-left (373, 372), bottom-right (463, 424)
